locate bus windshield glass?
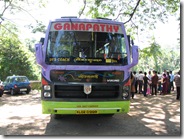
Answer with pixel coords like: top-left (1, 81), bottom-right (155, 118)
top-left (46, 22), bottom-right (128, 65)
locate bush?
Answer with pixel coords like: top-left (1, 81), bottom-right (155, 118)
top-left (30, 80), bottom-right (41, 90)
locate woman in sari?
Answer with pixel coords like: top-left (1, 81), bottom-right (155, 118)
top-left (161, 73), bottom-right (169, 95)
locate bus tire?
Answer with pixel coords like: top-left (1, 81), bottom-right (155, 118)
top-left (103, 114), bottom-right (114, 117)
top-left (52, 114), bottom-right (62, 119)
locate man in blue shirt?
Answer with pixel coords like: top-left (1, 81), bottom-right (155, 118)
top-left (169, 71), bottom-right (175, 91)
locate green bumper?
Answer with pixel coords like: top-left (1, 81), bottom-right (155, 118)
top-left (42, 100), bottom-right (130, 114)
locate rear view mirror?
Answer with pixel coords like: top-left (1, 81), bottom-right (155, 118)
top-left (35, 43), bottom-right (43, 66)
top-left (40, 38), bottom-right (45, 45)
top-left (131, 45), bottom-right (139, 66)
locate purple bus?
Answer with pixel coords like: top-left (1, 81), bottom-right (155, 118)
top-left (35, 17), bottom-right (139, 117)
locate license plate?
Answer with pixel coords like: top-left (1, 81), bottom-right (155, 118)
top-left (20, 88), bottom-right (27, 91)
top-left (76, 110), bottom-right (98, 114)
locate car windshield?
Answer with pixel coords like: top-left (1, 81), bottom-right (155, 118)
top-left (14, 77), bottom-right (29, 83)
top-left (46, 24), bottom-right (128, 65)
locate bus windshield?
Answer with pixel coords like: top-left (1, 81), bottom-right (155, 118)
top-left (46, 28), bottom-right (128, 65)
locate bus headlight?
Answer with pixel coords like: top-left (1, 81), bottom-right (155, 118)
top-left (44, 92), bottom-right (51, 97)
top-left (44, 85), bottom-right (51, 90)
top-left (122, 86), bottom-right (129, 99)
top-left (122, 92), bottom-right (128, 98)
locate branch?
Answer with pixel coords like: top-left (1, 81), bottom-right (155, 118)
top-left (11, 4), bottom-right (38, 22)
top-left (78, 0), bottom-right (86, 18)
top-left (114, 8), bottom-right (123, 21)
top-left (0, 24), bottom-right (18, 37)
top-left (123, 0), bottom-right (141, 24)
top-left (0, 0), bottom-right (13, 21)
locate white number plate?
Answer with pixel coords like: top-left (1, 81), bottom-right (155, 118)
top-left (20, 88), bottom-right (27, 91)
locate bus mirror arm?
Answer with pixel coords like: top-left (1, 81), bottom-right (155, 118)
top-left (130, 45), bottom-right (139, 67)
top-left (35, 43), bottom-right (47, 69)
top-left (40, 38), bottom-right (45, 45)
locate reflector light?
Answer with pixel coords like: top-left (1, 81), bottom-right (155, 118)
top-left (124, 79), bottom-right (131, 86)
top-left (42, 77), bottom-right (48, 85)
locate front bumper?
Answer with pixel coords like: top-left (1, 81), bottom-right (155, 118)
top-left (42, 100), bottom-right (130, 114)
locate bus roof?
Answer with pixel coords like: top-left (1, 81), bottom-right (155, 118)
top-left (51, 17), bottom-right (124, 25)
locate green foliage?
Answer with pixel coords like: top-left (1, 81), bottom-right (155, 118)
top-left (135, 41), bottom-right (180, 73)
top-left (78, 0), bottom-right (180, 38)
top-left (0, 22), bottom-right (40, 81)
top-left (83, 0), bottom-right (180, 21)
top-left (26, 21), bottom-right (46, 34)
top-left (0, 0), bottom-right (48, 33)
top-left (30, 81), bottom-right (41, 90)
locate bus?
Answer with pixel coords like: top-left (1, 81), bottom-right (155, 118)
top-left (35, 17), bottom-right (139, 117)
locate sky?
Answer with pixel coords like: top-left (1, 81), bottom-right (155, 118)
top-left (1, 0), bottom-right (180, 50)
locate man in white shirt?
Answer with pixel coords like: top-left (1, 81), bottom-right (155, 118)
top-left (137, 71), bottom-right (144, 94)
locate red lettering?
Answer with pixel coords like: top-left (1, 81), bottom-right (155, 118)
top-left (113, 25), bottom-right (119, 33)
top-left (54, 23), bottom-right (62, 30)
top-left (106, 25), bottom-right (113, 32)
top-left (53, 22), bottom-right (121, 33)
top-left (86, 24), bottom-right (92, 30)
top-left (64, 23), bottom-right (70, 30)
top-left (99, 24), bottom-right (105, 32)
top-left (71, 23), bottom-right (78, 30)
top-left (79, 23), bottom-right (85, 31)
top-left (93, 24), bottom-right (99, 32)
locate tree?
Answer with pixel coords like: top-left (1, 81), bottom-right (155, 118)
top-left (0, 22), bottom-right (40, 80)
top-left (134, 38), bottom-right (180, 73)
top-left (78, 0), bottom-right (179, 25)
top-left (0, 0), bottom-right (47, 34)
top-left (76, 0), bottom-right (180, 42)
top-left (139, 41), bottom-right (162, 71)
top-left (0, 0), bottom-right (47, 80)
top-left (0, 0), bottom-right (47, 23)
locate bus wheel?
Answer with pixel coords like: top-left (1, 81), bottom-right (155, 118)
top-left (103, 114), bottom-right (114, 117)
top-left (52, 114), bottom-right (62, 119)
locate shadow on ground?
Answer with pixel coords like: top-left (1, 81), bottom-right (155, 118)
top-left (0, 90), bottom-right (180, 136)
top-left (44, 92), bottom-right (180, 136)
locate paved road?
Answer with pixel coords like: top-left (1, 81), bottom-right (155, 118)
top-left (0, 90), bottom-right (180, 136)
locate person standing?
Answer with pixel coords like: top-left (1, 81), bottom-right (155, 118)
top-left (174, 71), bottom-right (180, 100)
top-left (137, 71), bottom-right (144, 94)
top-left (147, 71), bottom-right (152, 94)
top-left (143, 72), bottom-right (150, 97)
top-left (130, 72), bottom-right (136, 99)
top-left (167, 71), bottom-right (171, 94)
top-left (151, 70), bottom-right (159, 96)
top-left (161, 73), bottom-right (169, 95)
top-left (133, 71), bottom-right (138, 94)
top-left (169, 70), bottom-right (175, 91)
top-left (157, 72), bottom-right (162, 94)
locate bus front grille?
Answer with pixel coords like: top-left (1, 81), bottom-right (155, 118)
top-left (54, 85), bottom-right (119, 99)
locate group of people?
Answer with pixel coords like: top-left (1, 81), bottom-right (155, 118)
top-left (130, 70), bottom-right (180, 100)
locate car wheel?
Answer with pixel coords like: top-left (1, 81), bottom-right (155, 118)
top-left (10, 89), bottom-right (15, 95)
top-left (0, 90), bottom-right (3, 97)
top-left (26, 90), bottom-right (30, 94)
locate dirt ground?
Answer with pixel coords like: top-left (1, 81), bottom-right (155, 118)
top-left (0, 89), bottom-right (181, 136)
